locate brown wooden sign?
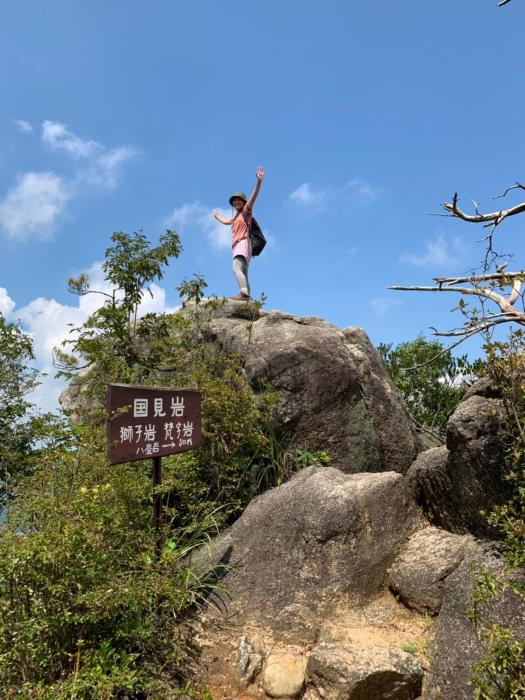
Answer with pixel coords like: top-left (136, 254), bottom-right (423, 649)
top-left (107, 384), bottom-right (202, 465)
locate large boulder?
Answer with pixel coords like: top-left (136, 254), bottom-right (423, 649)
top-left (407, 391), bottom-right (511, 538)
top-left (204, 466), bottom-right (422, 640)
top-left (424, 547), bottom-right (525, 699)
top-left (205, 302), bottom-right (420, 473)
top-left (306, 644), bottom-right (423, 700)
top-left (387, 527), bottom-right (477, 615)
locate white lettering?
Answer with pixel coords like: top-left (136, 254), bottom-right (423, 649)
top-left (133, 398), bottom-right (148, 418)
top-left (170, 396), bottom-right (184, 417)
top-left (154, 398), bottom-right (166, 417)
top-left (120, 426), bottom-right (134, 442)
top-left (144, 424), bottom-right (156, 442)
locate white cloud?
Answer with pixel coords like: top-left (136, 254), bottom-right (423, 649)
top-left (369, 296), bottom-right (401, 317)
top-left (6, 262), bottom-right (179, 412)
top-left (289, 183), bottom-right (329, 208)
top-left (402, 234), bottom-right (466, 268)
top-left (42, 120), bottom-right (98, 157)
top-left (15, 119), bottom-right (34, 134)
top-left (0, 121), bottom-right (138, 243)
top-left (339, 178), bottom-right (377, 205)
top-left (0, 171), bottom-right (70, 241)
top-left (289, 178), bottom-right (378, 211)
top-left (166, 201), bottom-right (206, 229)
top-left (42, 120), bottom-right (138, 190)
top-left (0, 287), bottom-right (15, 316)
top-left (165, 200), bottom-right (232, 250)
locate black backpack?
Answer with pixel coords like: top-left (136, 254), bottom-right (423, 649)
top-left (248, 217), bottom-right (267, 256)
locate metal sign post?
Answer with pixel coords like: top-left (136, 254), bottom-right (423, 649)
top-left (107, 384), bottom-right (202, 553)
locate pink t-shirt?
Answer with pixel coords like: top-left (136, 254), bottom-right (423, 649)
top-left (232, 203), bottom-right (252, 246)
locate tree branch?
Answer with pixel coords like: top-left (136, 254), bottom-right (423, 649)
top-left (442, 191), bottom-right (525, 229)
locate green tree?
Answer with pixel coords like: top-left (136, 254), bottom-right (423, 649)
top-left (55, 229), bottom-right (183, 415)
top-left (0, 314), bottom-right (46, 504)
top-left (378, 336), bottom-right (483, 438)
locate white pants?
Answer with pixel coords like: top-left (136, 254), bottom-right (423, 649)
top-left (233, 255), bottom-right (250, 295)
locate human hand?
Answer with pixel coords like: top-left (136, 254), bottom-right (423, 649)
top-left (256, 166), bottom-right (265, 182)
top-left (212, 209), bottom-right (219, 219)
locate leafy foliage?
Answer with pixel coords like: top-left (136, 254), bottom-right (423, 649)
top-left (0, 314), bottom-right (56, 505)
top-left (378, 336), bottom-right (484, 437)
top-left (57, 229), bottom-right (182, 378)
top-left (0, 423), bottom-right (219, 697)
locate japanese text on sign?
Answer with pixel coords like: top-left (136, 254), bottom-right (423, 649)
top-left (107, 384), bottom-right (202, 465)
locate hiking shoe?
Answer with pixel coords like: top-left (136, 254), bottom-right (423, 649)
top-left (230, 293), bottom-right (250, 302)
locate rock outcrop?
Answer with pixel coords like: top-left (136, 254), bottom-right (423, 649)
top-left (424, 548), bottom-right (525, 699)
top-left (205, 466), bottom-right (422, 640)
top-left (199, 301), bottom-right (420, 473)
top-left (59, 303), bottom-right (523, 699)
top-left (407, 382), bottom-right (511, 538)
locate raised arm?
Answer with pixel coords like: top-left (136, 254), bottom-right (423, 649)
top-left (212, 210), bottom-right (234, 225)
top-left (246, 167), bottom-right (265, 211)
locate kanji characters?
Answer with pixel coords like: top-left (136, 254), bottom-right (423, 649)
top-left (171, 396), bottom-right (184, 417)
top-left (154, 398), bottom-right (166, 417)
top-left (120, 426), bottom-right (134, 442)
top-left (144, 424), bottom-right (156, 442)
top-left (133, 398), bottom-right (148, 418)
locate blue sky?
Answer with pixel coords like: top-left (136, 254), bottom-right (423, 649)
top-left (1, 0), bottom-right (524, 409)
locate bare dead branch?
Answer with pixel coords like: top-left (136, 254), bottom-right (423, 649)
top-left (494, 181), bottom-right (525, 199)
top-left (390, 268), bottom-right (525, 337)
top-left (389, 283), bottom-right (514, 311)
top-left (442, 192), bottom-right (525, 229)
top-left (433, 271), bottom-right (525, 285)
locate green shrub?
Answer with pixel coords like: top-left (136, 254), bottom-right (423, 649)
top-left (378, 336), bottom-right (483, 438)
top-left (0, 424), bottom-right (218, 697)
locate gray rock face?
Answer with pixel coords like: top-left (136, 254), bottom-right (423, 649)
top-left (425, 548), bottom-right (525, 700)
top-left (407, 394), bottom-right (511, 537)
top-left (306, 644), bottom-right (423, 700)
top-left (461, 376), bottom-right (503, 402)
top-left (206, 302), bottom-right (420, 473)
top-left (206, 466), bottom-right (421, 639)
top-left (388, 527), bottom-right (476, 615)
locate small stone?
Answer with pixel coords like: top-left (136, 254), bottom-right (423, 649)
top-left (237, 635), bottom-right (264, 684)
top-left (262, 653), bottom-right (306, 698)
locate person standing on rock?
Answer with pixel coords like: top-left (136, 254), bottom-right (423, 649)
top-left (212, 167), bottom-right (265, 301)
